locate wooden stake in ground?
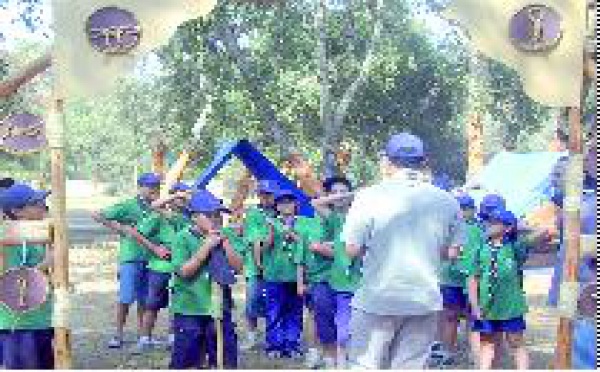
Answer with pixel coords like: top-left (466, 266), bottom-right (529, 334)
top-left (212, 282), bottom-right (224, 369)
top-left (47, 98), bottom-right (73, 369)
top-left (162, 150), bottom-right (194, 197)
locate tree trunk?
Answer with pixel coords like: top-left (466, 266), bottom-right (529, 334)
top-left (321, 0), bottom-right (383, 178)
top-left (466, 52), bottom-right (487, 176)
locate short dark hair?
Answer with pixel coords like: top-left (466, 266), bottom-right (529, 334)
top-left (0, 177), bottom-right (15, 189)
top-left (323, 176), bottom-right (353, 192)
top-left (388, 156), bottom-right (426, 170)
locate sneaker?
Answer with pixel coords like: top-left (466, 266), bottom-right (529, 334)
top-left (323, 357), bottom-right (336, 369)
top-left (304, 348), bottom-right (320, 367)
top-left (107, 336), bottom-right (123, 349)
top-left (240, 332), bottom-right (258, 351)
top-left (167, 333), bottom-right (175, 350)
top-left (289, 349), bottom-right (305, 362)
top-left (266, 350), bottom-right (282, 359)
top-left (131, 337), bottom-right (153, 355)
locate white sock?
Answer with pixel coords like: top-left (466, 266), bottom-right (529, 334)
top-left (138, 336), bottom-right (151, 344)
top-left (323, 357), bottom-right (336, 369)
top-left (168, 333), bottom-right (175, 343)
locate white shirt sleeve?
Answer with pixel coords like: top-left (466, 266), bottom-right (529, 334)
top-left (341, 190), bottom-right (372, 247)
top-left (447, 200), bottom-right (466, 247)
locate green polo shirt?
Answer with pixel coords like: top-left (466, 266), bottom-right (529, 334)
top-left (170, 228), bottom-right (213, 316)
top-left (441, 219), bottom-right (484, 287)
top-left (100, 197), bottom-right (152, 263)
top-left (0, 243), bottom-right (52, 330)
top-left (464, 239), bottom-right (530, 320)
top-left (262, 215), bottom-right (311, 283)
top-left (138, 212), bottom-right (190, 273)
top-left (293, 217), bottom-right (331, 284)
top-left (324, 211), bottom-right (362, 293)
top-left (242, 206), bottom-right (275, 279)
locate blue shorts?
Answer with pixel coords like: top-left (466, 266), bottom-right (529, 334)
top-left (440, 285), bottom-right (468, 310)
top-left (169, 314), bottom-right (213, 369)
top-left (309, 282), bottom-right (337, 345)
top-left (245, 277), bottom-right (267, 320)
top-left (144, 270), bottom-right (171, 310)
top-left (0, 329), bottom-right (54, 369)
top-left (118, 261), bottom-right (149, 305)
top-left (471, 316), bottom-right (526, 334)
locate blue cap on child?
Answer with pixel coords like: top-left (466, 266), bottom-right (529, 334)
top-left (456, 194), bottom-right (476, 209)
top-left (137, 173), bottom-right (162, 188)
top-left (274, 189), bottom-right (298, 203)
top-left (257, 180), bottom-right (280, 194)
top-left (0, 183), bottom-right (50, 210)
top-left (187, 190), bottom-right (230, 214)
top-left (169, 182), bottom-right (191, 194)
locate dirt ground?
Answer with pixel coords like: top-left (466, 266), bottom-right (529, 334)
top-left (69, 247), bottom-right (559, 369)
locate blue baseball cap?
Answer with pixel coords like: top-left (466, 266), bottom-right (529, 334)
top-left (274, 189), bottom-right (298, 204)
top-left (433, 174), bottom-right (452, 191)
top-left (0, 183), bottom-right (50, 210)
top-left (257, 180), bottom-right (280, 194)
top-left (169, 182), bottom-right (191, 194)
top-left (137, 173), bottom-right (162, 188)
top-left (488, 209), bottom-right (517, 226)
top-left (187, 190), bottom-right (230, 214)
top-left (479, 194), bottom-right (506, 213)
top-left (384, 133), bottom-right (425, 161)
top-left (456, 194), bottom-right (476, 209)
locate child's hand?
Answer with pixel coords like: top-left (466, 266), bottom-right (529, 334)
top-left (471, 306), bottom-right (483, 320)
top-left (297, 282), bottom-right (307, 296)
top-left (447, 245), bottom-right (460, 260)
top-left (309, 242), bottom-right (322, 252)
top-left (154, 245), bottom-right (171, 260)
top-left (285, 232), bottom-right (299, 242)
top-left (206, 232), bottom-right (223, 250)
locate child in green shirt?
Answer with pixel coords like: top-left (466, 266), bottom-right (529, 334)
top-left (92, 173), bottom-right (162, 348)
top-left (0, 183), bottom-right (54, 369)
top-left (132, 182), bottom-right (192, 353)
top-left (257, 189), bottom-right (309, 359)
top-left (169, 190), bottom-right (243, 369)
top-left (435, 194), bottom-right (482, 366)
top-left (466, 208), bottom-right (538, 369)
top-left (309, 176), bottom-right (358, 369)
top-left (240, 179), bottom-right (279, 351)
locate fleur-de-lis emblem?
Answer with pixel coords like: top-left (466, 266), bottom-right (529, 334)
top-left (86, 7), bottom-right (141, 54)
top-left (510, 5), bottom-right (563, 52)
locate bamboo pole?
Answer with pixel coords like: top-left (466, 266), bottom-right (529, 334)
top-left (162, 150), bottom-right (194, 197)
top-left (48, 98), bottom-right (72, 368)
top-left (229, 169), bottom-right (254, 223)
top-left (151, 139), bottom-right (167, 180)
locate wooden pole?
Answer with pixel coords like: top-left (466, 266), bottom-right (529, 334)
top-left (229, 169), bottom-right (254, 223)
top-left (48, 98), bottom-right (73, 369)
top-left (551, 62), bottom-right (591, 370)
top-left (162, 149), bottom-right (194, 196)
top-left (151, 139), bottom-right (167, 180)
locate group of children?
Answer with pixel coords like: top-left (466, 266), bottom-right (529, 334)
top-left (0, 170), bottom-right (558, 370)
top-left (434, 193), bottom-right (549, 369)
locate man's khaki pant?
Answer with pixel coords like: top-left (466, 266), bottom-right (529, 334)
top-left (348, 309), bottom-right (437, 369)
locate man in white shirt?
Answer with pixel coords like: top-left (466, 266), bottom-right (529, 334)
top-left (342, 133), bottom-right (465, 369)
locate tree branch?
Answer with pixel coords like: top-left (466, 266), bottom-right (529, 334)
top-left (0, 51), bottom-right (51, 98)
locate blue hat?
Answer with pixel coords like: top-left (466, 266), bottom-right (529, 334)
top-left (479, 194), bottom-right (506, 213)
top-left (488, 209), bottom-right (517, 226)
top-left (169, 182), bottom-right (191, 194)
top-left (456, 194), bottom-right (476, 209)
top-left (433, 174), bottom-right (452, 191)
top-left (187, 190), bottom-right (230, 214)
top-left (384, 133), bottom-right (425, 160)
top-left (0, 183), bottom-right (50, 210)
top-left (137, 173), bottom-right (162, 188)
top-left (274, 189), bottom-right (298, 203)
top-left (257, 180), bottom-right (280, 194)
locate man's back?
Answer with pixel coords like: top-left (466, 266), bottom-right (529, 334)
top-left (343, 176), bottom-right (463, 316)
